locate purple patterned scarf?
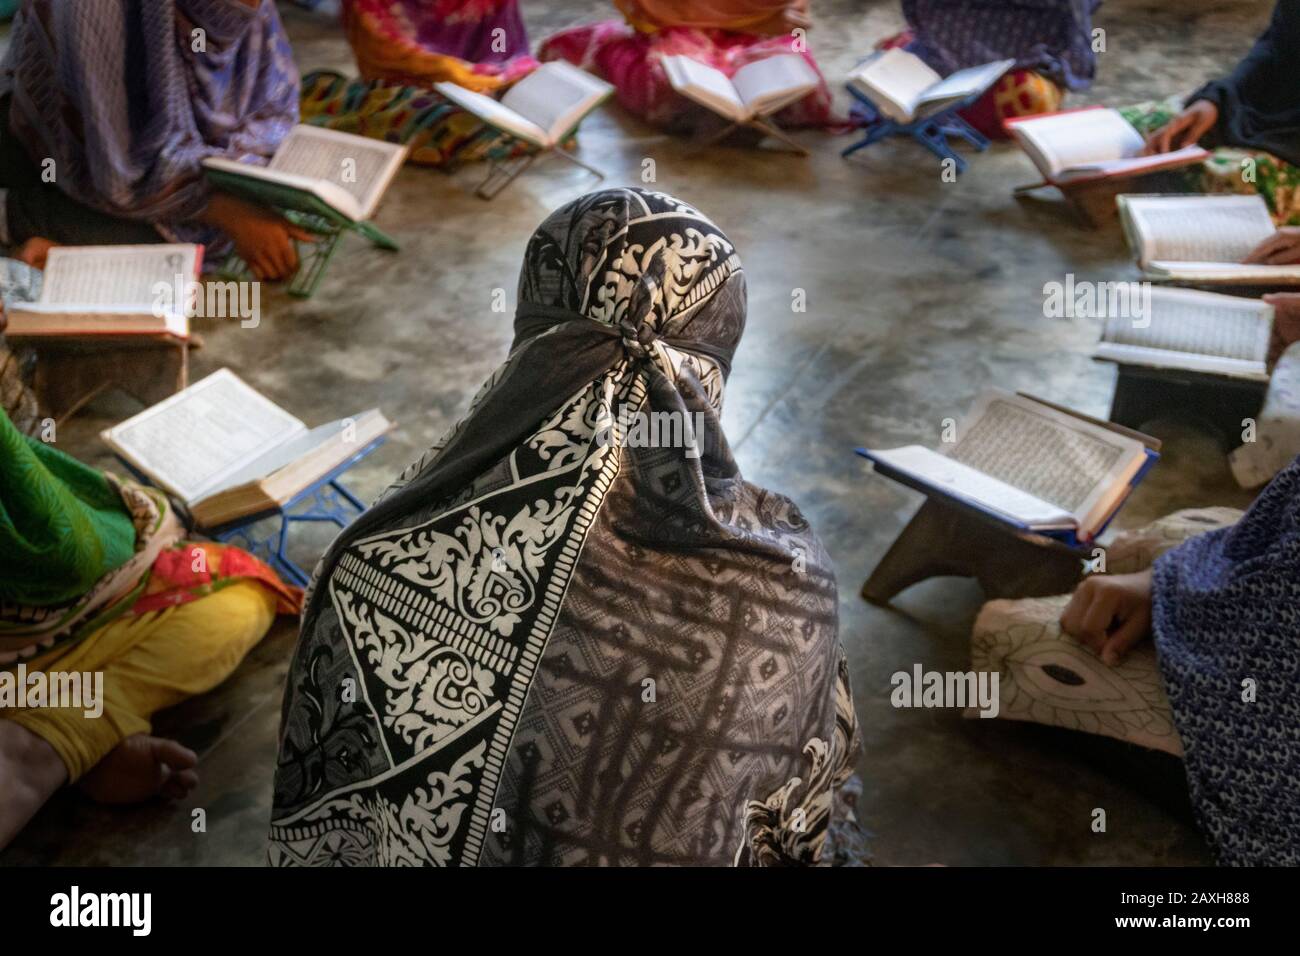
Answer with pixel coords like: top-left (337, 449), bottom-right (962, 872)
top-left (1, 0), bottom-right (300, 239)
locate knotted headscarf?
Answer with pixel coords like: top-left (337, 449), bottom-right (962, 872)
top-left (272, 188), bottom-right (863, 867)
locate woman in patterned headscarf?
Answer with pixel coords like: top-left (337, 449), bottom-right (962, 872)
top-left (270, 187), bottom-right (866, 867)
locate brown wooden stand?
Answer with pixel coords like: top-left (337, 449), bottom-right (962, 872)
top-left (1013, 178), bottom-right (1126, 229)
top-left (862, 498), bottom-right (1087, 606)
top-left (12, 333), bottom-right (196, 424)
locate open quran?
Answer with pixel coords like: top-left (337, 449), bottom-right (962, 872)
top-left (858, 390), bottom-right (1159, 545)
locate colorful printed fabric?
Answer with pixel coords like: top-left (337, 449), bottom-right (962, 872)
top-left (0, 0), bottom-right (300, 244)
top-left (0, 411), bottom-right (137, 608)
top-left (342, 0), bottom-right (536, 92)
top-left (539, 21), bottom-right (841, 132)
top-left (271, 189), bottom-right (866, 867)
top-left (300, 70), bottom-right (537, 167)
top-left (614, 0), bottom-right (810, 37)
top-left (131, 540), bottom-right (302, 616)
top-left (0, 408), bottom-right (301, 665)
top-left (902, 0), bottom-right (1101, 92)
top-left (1152, 456), bottom-right (1300, 866)
top-left (1122, 98), bottom-right (1300, 226)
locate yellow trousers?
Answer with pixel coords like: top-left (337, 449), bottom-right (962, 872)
top-left (1, 581), bottom-right (277, 781)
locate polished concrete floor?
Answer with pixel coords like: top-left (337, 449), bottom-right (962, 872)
top-left (3, 0), bottom-right (1275, 866)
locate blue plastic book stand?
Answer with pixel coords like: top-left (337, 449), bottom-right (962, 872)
top-left (841, 86), bottom-right (990, 174)
top-left (205, 438), bottom-right (385, 587)
top-left (116, 438), bottom-right (384, 588)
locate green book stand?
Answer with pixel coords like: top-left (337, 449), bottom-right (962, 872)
top-left (205, 168), bottom-right (400, 298)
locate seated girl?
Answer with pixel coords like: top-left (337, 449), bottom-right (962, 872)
top-left (0, 0), bottom-right (312, 281)
top-left (537, 3), bottom-right (839, 135)
top-left (270, 187), bottom-right (866, 867)
top-left (300, 1), bottom-right (540, 168)
top-left (1138, 0), bottom-right (1300, 256)
top-left (973, 456), bottom-right (1300, 865)
top-left (0, 409), bottom-right (302, 851)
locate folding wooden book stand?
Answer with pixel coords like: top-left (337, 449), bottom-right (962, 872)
top-left (1013, 177), bottom-right (1130, 229)
top-left (467, 128), bottom-right (605, 200)
top-left (695, 116), bottom-right (810, 156)
top-left (1107, 363), bottom-right (1267, 451)
top-left (842, 87), bottom-right (989, 174)
top-left (861, 497), bottom-right (1087, 606)
top-left (15, 332), bottom-right (194, 425)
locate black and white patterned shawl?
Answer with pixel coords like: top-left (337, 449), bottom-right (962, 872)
top-left (269, 188), bottom-right (864, 866)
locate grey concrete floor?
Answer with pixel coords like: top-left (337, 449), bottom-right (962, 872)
top-left (2, 0), bottom-right (1276, 866)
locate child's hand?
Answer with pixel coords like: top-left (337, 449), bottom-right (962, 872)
top-left (203, 193), bottom-right (316, 281)
top-left (1142, 100), bottom-right (1218, 155)
top-left (1243, 227), bottom-right (1300, 266)
top-left (15, 237), bottom-right (58, 270)
top-left (1264, 293), bottom-right (1300, 368)
top-left (1059, 569), bottom-right (1154, 666)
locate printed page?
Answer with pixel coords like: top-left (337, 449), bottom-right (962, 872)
top-left (733, 54), bottom-right (819, 117)
top-left (39, 245), bottom-right (199, 312)
top-left (1123, 195), bottom-right (1276, 264)
top-left (1011, 108), bottom-right (1142, 178)
top-left (103, 369), bottom-right (305, 504)
top-left (847, 48), bottom-right (941, 122)
top-left (204, 156), bottom-right (364, 221)
top-left (946, 391), bottom-right (1145, 533)
top-left (269, 125), bottom-right (406, 219)
top-left (215, 409), bottom-right (388, 495)
top-left (868, 445), bottom-right (1073, 528)
top-left (662, 55), bottom-right (746, 122)
top-left (914, 58), bottom-right (1015, 117)
top-left (433, 81), bottom-right (549, 147)
top-left (1102, 288), bottom-right (1271, 361)
top-left (501, 61), bottom-right (613, 143)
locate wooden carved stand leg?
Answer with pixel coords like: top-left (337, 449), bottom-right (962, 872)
top-left (862, 498), bottom-right (1087, 606)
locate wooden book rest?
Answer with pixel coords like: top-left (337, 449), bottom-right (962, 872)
top-left (15, 333), bottom-right (195, 424)
top-left (862, 497), bottom-right (1088, 606)
top-left (1108, 363), bottom-right (1267, 451)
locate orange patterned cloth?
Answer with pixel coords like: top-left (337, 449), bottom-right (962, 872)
top-left (343, 0), bottom-right (536, 92)
top-left (614, 0), bottom-right (809, 36)
top-left (130, 541), bottom-right (302, 616)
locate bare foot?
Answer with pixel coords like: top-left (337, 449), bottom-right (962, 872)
top-left (78, 735), bottom-right (199, 805)
top-left (15, 237), bottom-right (58, 270)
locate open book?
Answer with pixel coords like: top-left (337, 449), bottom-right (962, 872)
top-left (662, 53), bottom-right (819, 123)
top-left (1094, 287), bottom-right (1273, 382)
top-left (1007, 107), bottom-right (1208, 185)
top-left (847, 48), bottom-right (1014, 124)
top-left (857, 390), bottom-right (1157, 544)
top-left (203, 125), bottom-right (408, 227)
top-left (3, 244), bottom-right (200, 338)
top-left (102, 369), bottom-right (393, 528)
top-left (1118, 194), bottom-right (1300, 285)
top-left (434, 61), bottom-right (613, 149)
